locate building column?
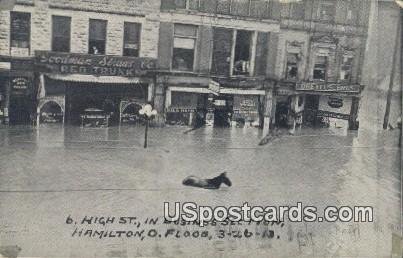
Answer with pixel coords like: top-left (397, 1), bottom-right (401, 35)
top-left (153, 75), bottom-right (166, 126)
top-left (349, 96), bottom-right (360, 130)
top-left (263, 89), bottom-right (273, 136)
top-left (4, 78), bottom-right (10, 125)
top-left (289, 95), bottom-right (298, 135)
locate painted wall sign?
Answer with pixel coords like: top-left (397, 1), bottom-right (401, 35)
top-left (328, 97), bottom-right (343, 108)
top-left (296, 82), bottom-right (360, 93)
top-left (35, 51), bottom-right (157, 77)
top-left (316, 110), bottom-right (350, 120)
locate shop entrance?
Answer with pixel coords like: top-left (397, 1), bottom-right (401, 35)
top-left (65, 82), bottom-right (148, 126)
top-left (213, 96), bottom-right (233, 127)
top-left (275, 96), bottom-right (291, 128)
top-left (9, 96), bottom-right (32, 125)
top-left (304, 94), bottom-right (320, 125)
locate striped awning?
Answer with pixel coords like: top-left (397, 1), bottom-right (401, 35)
top-left (45, 73), bottom-right (144, 84)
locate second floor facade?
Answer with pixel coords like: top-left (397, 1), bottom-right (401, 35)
top-left (0, 0), bottom-right (161, 59)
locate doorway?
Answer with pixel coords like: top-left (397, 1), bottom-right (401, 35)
top-left (9, 96), bottom-right (32, 125)
top-left (304, 94), bottom-right (320, 125)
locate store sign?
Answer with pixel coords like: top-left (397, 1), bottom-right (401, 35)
top-left (166, 107), bottom-right (197, 113)
top-left (316, 110), bottom-right (350, 120)
top-left (11, 77), bottom-right (30, 94)
top-left (296, 82), bottom-right (360, 93)
top-left (35, 51), bottom-right (157, 77)
top-left (208, 80), bottom-right (220, 95)
top-left (328, 97), bottom-right (343, 108)
top-left (214, 100), bottom-right (226, 106)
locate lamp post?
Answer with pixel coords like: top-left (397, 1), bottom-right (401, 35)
top-left (139, 104), bottom-right (157, 148)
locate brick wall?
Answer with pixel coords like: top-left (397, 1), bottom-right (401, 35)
top-left (0, 0), bottom-right (160, 58)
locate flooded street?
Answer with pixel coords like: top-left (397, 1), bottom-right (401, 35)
top-left (0, 124), bottom-right (401, 258)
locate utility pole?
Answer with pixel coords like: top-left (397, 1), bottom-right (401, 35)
top-left (383, 6), bottom-right (402, 129)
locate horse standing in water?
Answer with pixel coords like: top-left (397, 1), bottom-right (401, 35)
top-left (182, 172), bottom-right (232, 189)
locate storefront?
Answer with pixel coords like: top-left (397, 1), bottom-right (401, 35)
top-left (296, 82), bottom-right (362, 131)
top-left (0, 66), bottom-right (8, 125)
top-left (0, 57), bottom-right (36, 126)
top-left (272, 81), bottom-right (362, 132)
top-left (35, 51), bottom-right (157, 126)
top-left (164, 77), bottom-right (266, 128)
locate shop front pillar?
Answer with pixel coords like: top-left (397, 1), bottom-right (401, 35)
top-left (263, 89), bottom-right (273, 136)
top-left (153, 76), bottom-right (166, 126)
top-left (289, 96), bottom-right (298, 135)
top-left (349, 96), bottom-right (360, 130)
top-left (4, 78), bottom-right (10, 125)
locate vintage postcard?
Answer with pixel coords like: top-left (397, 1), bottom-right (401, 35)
top-left (0, 0), bottom-right (402, 257)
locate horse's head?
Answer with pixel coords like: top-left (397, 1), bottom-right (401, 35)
top-left (219, 172), bottom-right (232, 187)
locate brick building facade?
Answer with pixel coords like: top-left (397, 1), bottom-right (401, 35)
top-left (0, 0), bottom-right (372, 132)
top-left (0, 0), bottom-right (160, 126)
top-left (270, 0), bottom-right (370, 133)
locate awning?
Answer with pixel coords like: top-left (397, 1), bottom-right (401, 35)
top-left (45, 73), bottom-right (144, 84)
top-left (168, 86), bottom-right (265, 96)
top-left (220, 88), bottom-right (265, 96)
top-left (169, 86), bottom-right (212, 94)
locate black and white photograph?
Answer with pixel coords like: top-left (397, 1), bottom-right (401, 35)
top-left (0, 0), bottom-right (402, 257)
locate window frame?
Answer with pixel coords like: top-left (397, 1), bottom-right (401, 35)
top-left (231, 29), bottom-right (256, 77)
top-left (10, 11), bottom-right (31, 55)
top-left (317, 1), bottom-right (336, 22)
top-left (51, 15), bottom-right (71, 53)
top-left (171, 23), bottom-right (198, 72)
top-left (285, 52), bottom-right (299, 80)
top-left (123, 22), bottom-right (142, 57)
top-left (88, 19), bottom-right (107, 55)
top-left (339, 54), bottom-right (354, 83)
top-left (312, 55), bottom-right (327, 81)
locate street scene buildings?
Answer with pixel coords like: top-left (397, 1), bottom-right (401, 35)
top-left (0, 0), bottom-right (386, 135)
top-left (0, 0), bottom-right (402, 258)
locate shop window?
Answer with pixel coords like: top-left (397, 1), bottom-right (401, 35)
top-left (89, 19), bottom-right (107, 55)
top-left (317, 2), bottom-right (335, 21)
top-left (172, 24), bottom-right (197, 71)
top-left (233, 30), bottom-right (252, 76)
top-left (52, 16), bottom-right (71, 53)
top-left (340, 55), bottom-right (354, 82)
top-left (313, 55), bottom-right (327, 81)
top-left (286, 53), bottom-right (298, 80)
top-left (123, 22), bottom-right (141, 57)
top-left (10, 12), bottom-right (31, 54)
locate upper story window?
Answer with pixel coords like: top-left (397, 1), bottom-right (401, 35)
top-left (233, 30), bottom-right (252, 76)
top-left (162, 0), bottom-right (272, 19)
top-left (123, 22), bottom-right (141, 57)
top-left (10, 12), bottom-right (31, 56)
top-left (313, 55), bottom-right (327, 81)
top-left (317, 1), bottom-right (335, 21)
top-left (340, 55), bottom-right (354, 82)
top-left (52, 16), bottom-right (71, 53)
top-left (286, 53), bottom-right (298, 80)
top-left (172, 24), bottom-right (198, 71)
top-left (290, 1), bottom-right (305, 20)
top-left (345, 0), bottom-right (358, 25)
top-left (89, 19), bottom-right (107, 55)
top-left (211, 27), bottom-right (256, 77)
